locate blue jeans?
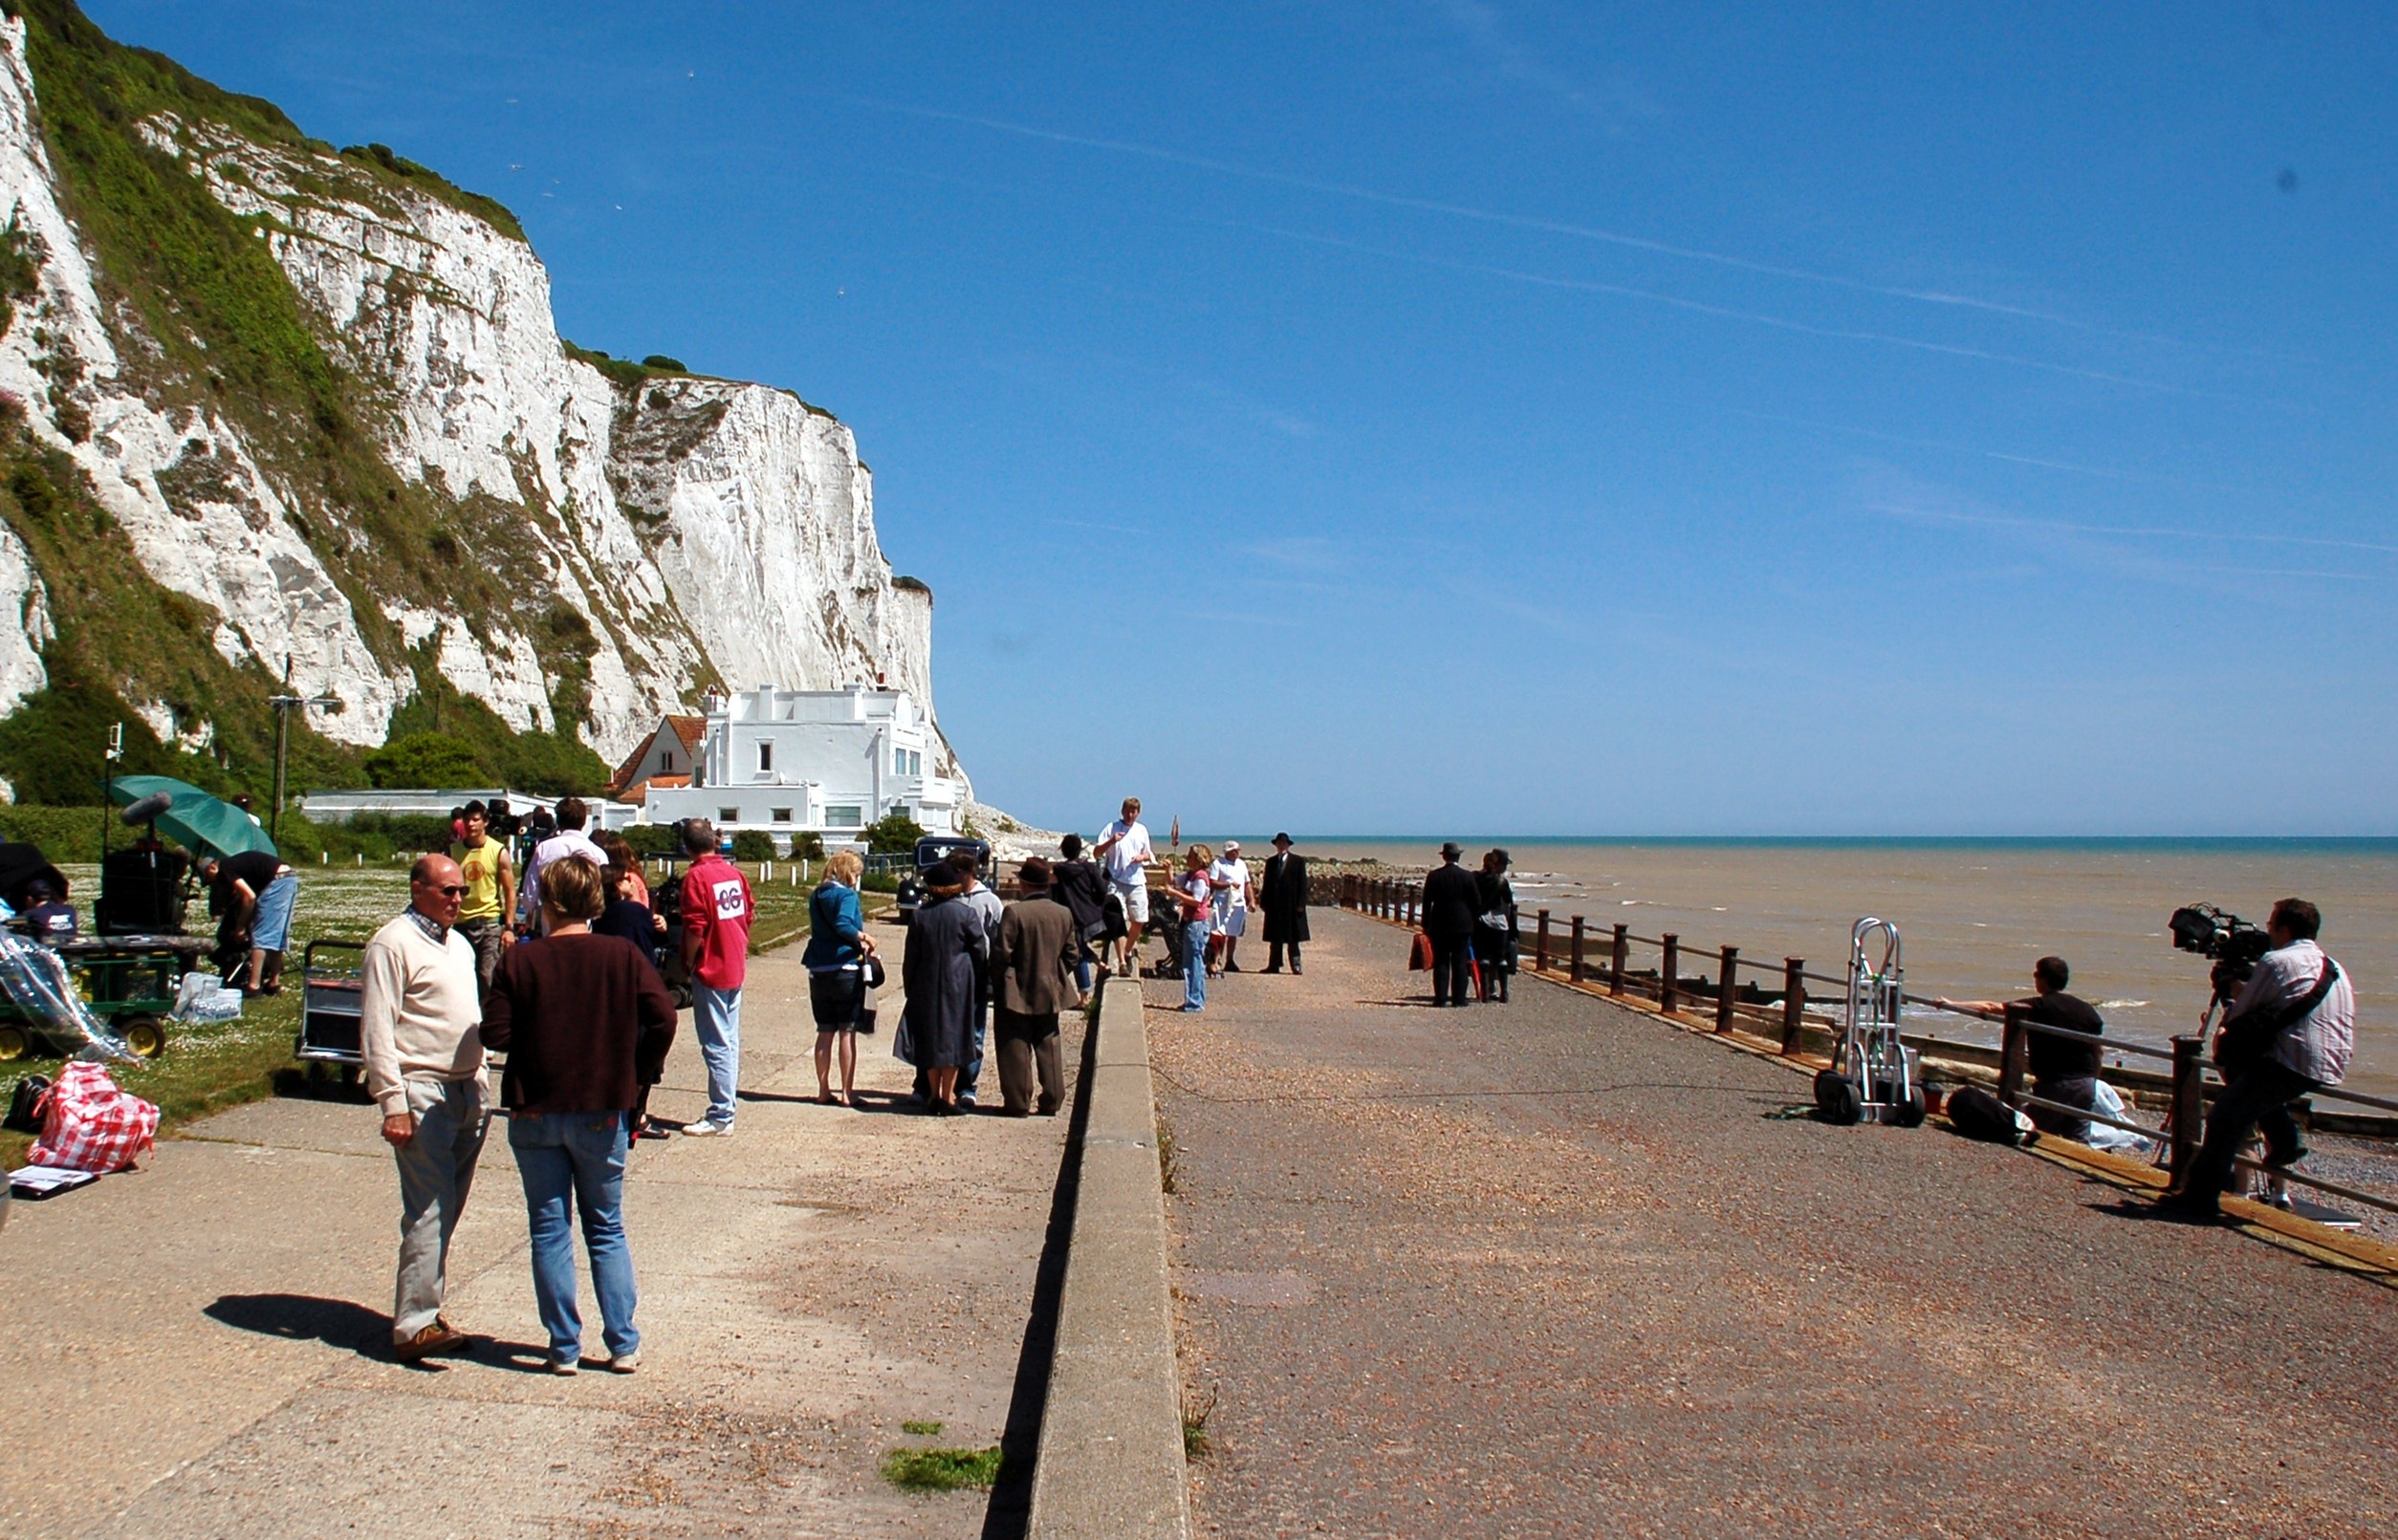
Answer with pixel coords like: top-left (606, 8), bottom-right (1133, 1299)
top-left (510, 1111), bottom-right (638, 1364)
top-left (1183, 921), bottom-right (1211, 1009)
top-left (692, 983), bottom-right (743, 1126)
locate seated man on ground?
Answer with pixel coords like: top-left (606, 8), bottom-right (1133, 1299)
top-left (1937, 955), bottom-right (2104, 1141)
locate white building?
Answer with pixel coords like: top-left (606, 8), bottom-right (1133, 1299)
top-left (642, 684), bottom-right (968, 848)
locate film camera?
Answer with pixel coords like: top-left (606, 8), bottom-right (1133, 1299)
top-left (2169, 904), bottom-right (2275, 1012)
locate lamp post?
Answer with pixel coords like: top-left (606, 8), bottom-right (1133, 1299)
top-left (268, 657), bottom-right (341, 841)
top-left (98, 721), bottom-right (122, 863)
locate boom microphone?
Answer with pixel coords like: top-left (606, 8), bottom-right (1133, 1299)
top-left (120, 792), bottom-right (174, 826)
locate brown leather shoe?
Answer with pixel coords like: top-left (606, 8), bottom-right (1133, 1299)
top-left (393, 1318), bottom-right (471, 1362)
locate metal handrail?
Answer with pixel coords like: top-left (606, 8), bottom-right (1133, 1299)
top-left (2016, 1093), bottom-right (2169, 1145)
top-left (2006, 1017), bottom-right (2180, 1064)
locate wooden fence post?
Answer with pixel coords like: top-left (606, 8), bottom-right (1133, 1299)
top-left (1715, 945), bottom-right (1739, 1034)
top-left (1568, 916), bottom-right (1585, 984)
top-left (1998, 1004), bottom-right (2029, 1107)
top-left (1780, 958), bottom-right (1806, 1053)
top-left (2168, 1035), bottom-right (2206, 1189)
top-left (1659, 934), bottom-right (1680, 1015)
top-left (1610, 924), bottom-right (1628, 996)
top-left (1535, 910), bottom-right (1550, 972)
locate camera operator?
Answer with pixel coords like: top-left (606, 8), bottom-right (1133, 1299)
top-left (2162, 898), bottom-right (2354, 1221)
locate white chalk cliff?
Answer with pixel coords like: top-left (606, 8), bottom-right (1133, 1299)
top-left (0, 11), bottom-right (953, 777)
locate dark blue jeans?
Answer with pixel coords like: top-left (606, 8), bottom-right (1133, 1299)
top-left (510, 1111), bottom-right (638, 1364)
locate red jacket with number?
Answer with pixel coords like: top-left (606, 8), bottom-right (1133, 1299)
top-left (682, 855), bottom-right (754, 991)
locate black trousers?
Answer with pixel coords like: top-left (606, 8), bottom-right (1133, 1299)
top-left (1267, 939), bottom-right (1302, 971)
top-left (1429, 934), bottom-right (1473, 1006)
top-left (2185, 1058), bottom-right (2318, 1207)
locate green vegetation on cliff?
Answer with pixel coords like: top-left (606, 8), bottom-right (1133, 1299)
top-left (0, 1), bottom-right (615, 804)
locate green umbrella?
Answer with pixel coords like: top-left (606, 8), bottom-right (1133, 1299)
top-left (107, 775), bottom-right (280, 858)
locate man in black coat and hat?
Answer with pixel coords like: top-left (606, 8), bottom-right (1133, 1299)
top-left (1258, 833), bottom-right (1309, 975)
top-left (1419, 841), bottom-right (1480, 1007)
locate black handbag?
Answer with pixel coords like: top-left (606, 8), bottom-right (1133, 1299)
top-left (6, 1073), bottom-right (51, 1135)
top-left (862, 953), bottom-right (886, 989)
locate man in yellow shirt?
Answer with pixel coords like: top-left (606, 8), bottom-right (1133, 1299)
top-left (454, 799), bottom-right (513, 990)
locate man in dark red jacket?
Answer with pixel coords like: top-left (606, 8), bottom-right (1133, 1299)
top-left (676, 820), bottom-right (753, 1136)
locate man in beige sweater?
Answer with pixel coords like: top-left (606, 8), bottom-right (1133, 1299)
top-left (362, 854), bottom-right (489, 1362)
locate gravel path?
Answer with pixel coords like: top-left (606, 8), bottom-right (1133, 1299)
top-left (1150, 908), bottom-right (2396, 1540)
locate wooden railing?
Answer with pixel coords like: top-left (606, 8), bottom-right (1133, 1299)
top-left (1318, 870), bottom-right (2398, 1218)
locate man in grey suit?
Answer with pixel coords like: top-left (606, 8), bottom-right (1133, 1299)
top-left (994, 858), bottom-right (1082, 1116)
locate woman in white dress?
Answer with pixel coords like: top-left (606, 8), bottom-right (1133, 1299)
top-left (1207, 840), bottom-right (1254, 976)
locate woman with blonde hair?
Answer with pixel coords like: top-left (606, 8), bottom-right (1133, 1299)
top-left (1173, 844), bottom-right (1217, 1012)
top-left (480, 854), bottom-right (677, 1374)
top-left (802, 849), bottom-right (878, 1106)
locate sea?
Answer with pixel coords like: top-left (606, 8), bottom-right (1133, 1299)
top-left (1251, 838), bottom-right (2397, 1101)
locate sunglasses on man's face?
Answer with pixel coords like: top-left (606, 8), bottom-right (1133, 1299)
top-left (418, 882), bottom-right (468, 897)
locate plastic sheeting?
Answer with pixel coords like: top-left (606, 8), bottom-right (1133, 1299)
top-left (0, 931), bottom-right (132, 1060)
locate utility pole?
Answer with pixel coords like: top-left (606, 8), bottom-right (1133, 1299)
top-left (268, 656), bottom-right (341, 842)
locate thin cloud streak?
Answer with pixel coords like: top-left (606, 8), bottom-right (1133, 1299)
top-left (1723, 407), bottom-right (2250, 491)
top-left (1865, 503), bottom-right (2398, 556)
top-left (822, 92), bottom-right (2159, 339)
top-left (1211, 217), bottom-right (2227, 398)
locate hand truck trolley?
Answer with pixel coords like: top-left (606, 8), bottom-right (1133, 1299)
top-left (1814, 917), bottom-right (1927, 1126)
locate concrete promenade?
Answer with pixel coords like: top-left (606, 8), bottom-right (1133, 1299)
top-left (1149, 907), bottom-right (2397, 1539)
top-left (0, 941), bottom-right (1078, 1539)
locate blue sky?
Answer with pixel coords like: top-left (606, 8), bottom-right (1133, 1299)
top-left (89, 2), bottom-right (2397, 835)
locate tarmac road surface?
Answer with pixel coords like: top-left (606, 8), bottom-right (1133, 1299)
top-left (1151, 907), bottom-right (2397, 1540)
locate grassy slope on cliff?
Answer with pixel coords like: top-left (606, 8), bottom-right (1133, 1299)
top-left (0, 0), bottom-right (606, 801)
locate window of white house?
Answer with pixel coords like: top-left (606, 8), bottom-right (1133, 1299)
top-left (718, 808), bottom-right (739, 824)
top-left (771, 808), bottom-right (793, 823)
top-left (894, 748), bottom-right (907, 774)
top-left (826, 805), bottom-right (863, 829)
top-left (758, 742), bottom-right (774, 772)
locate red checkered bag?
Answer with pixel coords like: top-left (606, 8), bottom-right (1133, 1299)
top-left (29, 1061), bottom-right (158, 1173)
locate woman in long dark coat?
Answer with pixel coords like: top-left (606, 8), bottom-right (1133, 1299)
top-left (901, 869), bottom-right (987, 1115)
top-left (1473, 848), bottom-right (1518, 1004)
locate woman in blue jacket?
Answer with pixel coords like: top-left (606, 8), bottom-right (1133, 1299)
top-left (802, 851), bottom-right (879, 1106)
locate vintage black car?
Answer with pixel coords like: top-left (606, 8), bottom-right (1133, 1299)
top-left (892, 835), bottom-right (992, 922)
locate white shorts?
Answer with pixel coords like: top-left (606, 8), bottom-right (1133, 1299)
top-left (1114, 881), bottom-right (1149, 924)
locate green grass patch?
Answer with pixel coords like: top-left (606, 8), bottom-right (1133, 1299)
top-left (879, 1445), bottom-right (1001, 1494)
top-left (1182, 1385), bottom-right (1216, 1463)
top-left (1, 863), bottom-right (407, 1169)
top-left (899, 1420), bottom-right (943, 1437)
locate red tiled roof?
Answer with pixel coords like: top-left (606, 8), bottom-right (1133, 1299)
top-left (615, 773), bottom-right (690, 807)
top-left (608, 713), bottom-right (710, 797)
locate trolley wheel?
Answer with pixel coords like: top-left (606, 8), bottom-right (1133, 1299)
top-left (1813, 1069), bottom-right (1863, 1126)
top-left (1891, 1086), bottom-right (1929, 1129)
top-left (0, 1024), bottom-right (29, 1062)
top-left (119, 1015), bottom-right (166, 1060)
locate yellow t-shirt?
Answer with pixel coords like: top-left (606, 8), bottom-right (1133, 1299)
top-left (458, 839), bottom-right (506, 922)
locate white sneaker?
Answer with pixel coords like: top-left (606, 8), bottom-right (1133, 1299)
top-left (680, 1118), bottom-right (730, 1137)
top-left (603, 1351), bottom-right (640, 1375)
